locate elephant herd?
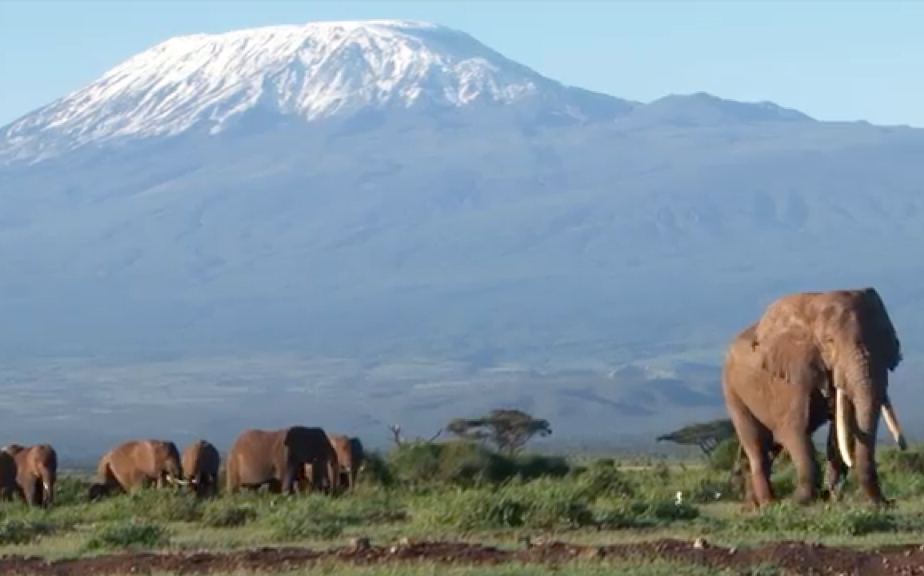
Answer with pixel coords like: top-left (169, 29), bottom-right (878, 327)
top-left (722, 287), bottom-right (909, 508)
top-left (0, 285), bottom-right (909, 512)
top-left (1, 425), bottom-right (365, 508)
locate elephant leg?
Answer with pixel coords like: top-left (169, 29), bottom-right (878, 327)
top-left (327, 460), bottom-right (337, 494)
top-left (777, 429), bottom-right (818, 505)
top-left (728, 404), bottom-right (774, 506)
top-left (21, 478), bottom-right (38, 506)
top-left (281, 465), bottom-right (298, 495)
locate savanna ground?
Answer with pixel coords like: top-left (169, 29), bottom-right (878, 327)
top-left (5, 440), bottom-right (924, 575)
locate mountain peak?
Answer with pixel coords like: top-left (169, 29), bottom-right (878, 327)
top-left (623, 91), bottom-right (814, 128)
top-left (1, 19), bottom-right (631, 163)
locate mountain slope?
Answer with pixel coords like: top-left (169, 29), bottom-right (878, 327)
top-left (3, 20), bottom-right (924, 449)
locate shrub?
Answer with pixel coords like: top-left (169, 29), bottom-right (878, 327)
top-left (202, 504), bottom-right (257, 528)
top-left (880, 445), bottom-right (924, 475)
top-left (387, 441), bottom-right (514, 487)
top-left (707, 438), bottom-right (740, 473)
top-left (411, 488), bottom-right (529, 531)
top-left (386, 440), bottom-right (571, 488)
top-left (357, 450), bottom-right (394, 488)
top-left (0, 519), bottom-right (56, 545)
top-left (578, 465), bottom-right (636, 499)
top-left (514, 453), bottom-right (570, 480)
top-left (85, 520), bottom-right (169, 550)
top-left (52, 476), bottom-right (96, 506)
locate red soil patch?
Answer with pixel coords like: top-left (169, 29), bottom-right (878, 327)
top-left (0, 538), bottom-right (921, 575)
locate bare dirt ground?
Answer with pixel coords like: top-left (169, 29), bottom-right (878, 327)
top-left (1, 538), bottom-right (923, 575)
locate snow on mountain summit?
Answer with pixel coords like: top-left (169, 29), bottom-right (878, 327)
top-left (1, 19), bottom-right (624, 162)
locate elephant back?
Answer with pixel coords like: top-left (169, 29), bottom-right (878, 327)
top-left (182, 439), bottom-right (220, 476)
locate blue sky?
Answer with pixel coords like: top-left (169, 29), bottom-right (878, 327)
top-left (2, 1), bottom-right (923, 127)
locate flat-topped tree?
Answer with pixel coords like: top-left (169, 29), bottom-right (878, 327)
top-left (657, 418), bottom-right (737, 456)
top-left (447, 409), bottom-right (552, 456)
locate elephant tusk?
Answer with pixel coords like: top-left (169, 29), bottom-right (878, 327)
top-left (835, 388), bottom-right (854, 469)
top-left (881, 398), bottom-right (908, 450)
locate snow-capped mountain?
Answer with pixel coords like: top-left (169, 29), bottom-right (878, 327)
top-left (4, 19), bottom-right (924, 447)
top-left (0, 19), bottom-right (633, 163)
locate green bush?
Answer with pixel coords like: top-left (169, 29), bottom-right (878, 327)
top-left (880, 445), bottom-right (924, 475)
top-left (386, 440), bottom-right (571, 488)
top-left (514, 453), bottom-right (571, 480)
top-left (52, 476), bottom-right (95, 506)
top-left (707, 438), bottom-right (740, 473)
top-left (0, 519), bottom-right (56, 545)
top-left (578, 465), bottom-right (637, 499)
top-left (387, 441), bottom-right (513, 487)
top-left (85, 520), bottom-right (170, 550)
top-left (201, 503), bottom-right (258, 528)
top-left (357, 450), bottom-right (394, 488)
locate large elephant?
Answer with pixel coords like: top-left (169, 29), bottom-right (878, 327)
top-left (749, 288), bottom-right (907, 504)
top-left (1, 444), bottom-right (57, 507)
top-left (181, 439), bottom-right (221, 498)
top-left (225, 426), bottom-right (339, 494)
top-left (90, 439), bottom-right (188, 498)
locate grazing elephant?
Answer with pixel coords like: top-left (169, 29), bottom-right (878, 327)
top-left (226, 426), bottom-right (339, 494)
top-left (303, 434), bottom-right (365, 492)
top-left (90, 439), bottom-right (188, 498)
top-left (749, 288), bottom-right (907, 504)
top-left (0, 451), bottom-right (20, 502)
top-left (328, 434), bottom-right (365, 490)
top-left (181, 439), bottom-right (221, 498)
top-left (1, 444), bottom-right (57, 507)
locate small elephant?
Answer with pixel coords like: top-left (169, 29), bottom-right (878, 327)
top-left (90, 438), bottom-right (188, 498)
top-left (226, 426), bottom-right (339, 494)
top-left (1, 443), bottom-right (58, 507)
top-left (181, 439), bottom-right (221, 498)
top-left (328, 434), bottom-right (364, 491)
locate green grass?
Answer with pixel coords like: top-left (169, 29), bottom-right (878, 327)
top-left (3, 441), bottom-right (924, 573)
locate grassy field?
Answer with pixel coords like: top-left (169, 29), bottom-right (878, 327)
top-left (3, 440), bottom-right (924, 575)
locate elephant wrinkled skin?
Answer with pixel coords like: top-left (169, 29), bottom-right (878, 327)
top-left (90, 439), bottom-right (188, 498)
top-left (1, 443), bottom-right (58, 507)
top-left (181, 439), bottom-right (221, 498)
top-left (750, 288), bottom-right (907, 504)
top-left (724, 322), bottom-right (836, 505)
top-left (728, 388), bottom-right (849, 506)
top-left (225, 426), bottom-right (339, 494)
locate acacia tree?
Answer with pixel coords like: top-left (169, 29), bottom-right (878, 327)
top-left (656, 418), bottom-right (736, 456)
top-left (447, 408), bottom-right (552, 456)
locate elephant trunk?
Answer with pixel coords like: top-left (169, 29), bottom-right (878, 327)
top-left (844, 348), bottom-right (887, 503)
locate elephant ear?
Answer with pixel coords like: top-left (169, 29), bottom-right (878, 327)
top-left (752, 328), bottom-right (823, 385)
top-left (860, 287), bottom-right (903, 372)
top-left (753, 294), bottom-right (819, 382)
